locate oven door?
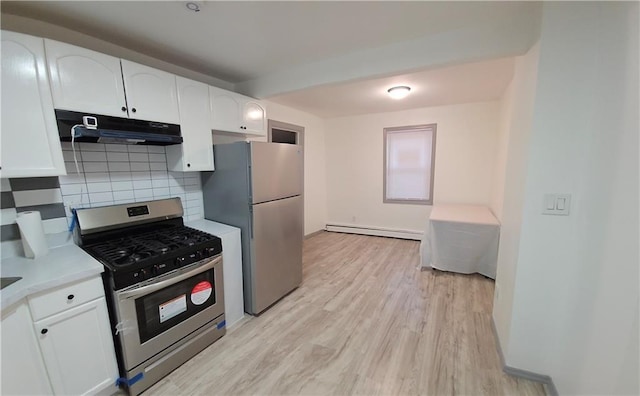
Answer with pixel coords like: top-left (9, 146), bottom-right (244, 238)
top-left (113, 255), bottom-right (224, 370)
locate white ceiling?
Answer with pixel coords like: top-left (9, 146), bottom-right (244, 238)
top-left (268, 57), bottom-right (516, 118)
top-left (2, 1), bottom-right (538, 116)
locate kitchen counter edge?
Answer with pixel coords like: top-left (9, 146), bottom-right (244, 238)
top-left (1, 242), bottom-right (104, 312)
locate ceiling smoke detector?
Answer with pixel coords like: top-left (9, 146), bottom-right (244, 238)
top-left (185, 2), bottom-right (201, 12)
top-left (387, 86), bottom-right (411, 100)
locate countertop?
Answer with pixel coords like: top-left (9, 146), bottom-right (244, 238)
top-left (185, 219), bottom-right (240, 236)
top-left (429, 204), bottom-right (500, 225)
top-left (0, 238), bottom-right (104, 311)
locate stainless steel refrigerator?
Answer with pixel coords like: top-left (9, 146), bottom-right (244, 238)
top-left (201, 142), bottom-right (303, 315)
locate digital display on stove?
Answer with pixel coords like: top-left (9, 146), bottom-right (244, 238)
top-left (127, 205), bottom-right (150, 217)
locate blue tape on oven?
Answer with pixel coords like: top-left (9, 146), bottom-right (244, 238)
top-left (116, 372), bottom-right (144, 387)
top-left (217, 320), bottom-right (226, 329)
top-left (68, 209), bottom-right (77, 233)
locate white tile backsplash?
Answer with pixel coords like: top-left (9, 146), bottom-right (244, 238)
top-left (129, 153), bottom-right (149, 162)
top-left (107, 152), bottom-right (129, 162)
top-left (84, 162), bottom-right (109, 173)
top-left (60, 144), bottom-right (204, 222)
top-left (81, 151), bottom-right (107, 162)
top-left (131, 162), bottom-right (151, 171)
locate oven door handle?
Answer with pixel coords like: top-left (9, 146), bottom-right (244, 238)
top-left (117, 256), bottom-right (220, 300)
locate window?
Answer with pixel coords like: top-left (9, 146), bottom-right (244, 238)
top-left (383, 124), bottom-right (437, 205)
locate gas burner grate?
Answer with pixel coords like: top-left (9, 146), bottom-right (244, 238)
top-left (86, 226), bottom-right (219, 268)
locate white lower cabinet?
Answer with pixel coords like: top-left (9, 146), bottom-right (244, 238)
top-left (34, 297), bottom-right (118, 395)
top-left (1, 302), bottom-right (53, 395)
top-left (1, 276), bottom-right (119, 396)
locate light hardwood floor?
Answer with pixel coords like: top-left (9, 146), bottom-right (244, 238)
top-left (145, 232), bottom-right (545, 395)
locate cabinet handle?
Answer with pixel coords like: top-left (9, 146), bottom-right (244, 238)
top-left (67, 294), bottom-right (74, 300)
top-left (121, 106), bottom-right (127, 112)
top-left (132, 108), bottom-right (137, 113)
top-left (41, 329), bottom-right (48, 335)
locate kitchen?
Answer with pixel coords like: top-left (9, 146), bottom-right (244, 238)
top-left (2, 2), bottom-right (633, 393)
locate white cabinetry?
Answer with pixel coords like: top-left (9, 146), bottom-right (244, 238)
top-left (167, 76), bottom-right (214, 171)
top-left (1, 31), bottom-right (66, 178)
top-left (45, 39), bottom-right (128, 118)
top-left (209, 86), bottom-right (266, 136)
top-left (3, 276), bottom-right (120, 396)
top-left (1, 302), bottom-right (53, 395)
top-left (34, 297), bottom-right (117, 395)
top-left (45, 40), bottom-right (180, 124)
top-left (120, 59), bottom-right (180, 124)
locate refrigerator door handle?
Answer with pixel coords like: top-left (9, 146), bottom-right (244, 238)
top-left (249, 205), bottom-right (254, 240)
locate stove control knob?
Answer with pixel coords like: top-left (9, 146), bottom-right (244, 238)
top-left (175, 257), bottom-right (185, 267)
top-left (139, 268), bottom-right (148, 279)
top-left (151, 265), bottom-right (159, 275)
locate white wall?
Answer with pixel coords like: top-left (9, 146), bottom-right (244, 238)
top-left (491, 43), bottom-right (540, 357)
top-left (499, 3), bottom-right (639, 394)
top-left (264, 101), bottom-right (328, 236)
top-left (324, 101), bottom-right (500, 233)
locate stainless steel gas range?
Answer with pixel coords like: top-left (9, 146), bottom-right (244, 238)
top-left (74, 198), bottom-right (225, 395)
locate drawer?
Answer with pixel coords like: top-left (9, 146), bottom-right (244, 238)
top-left (28, 276), bottom-right (105, 321)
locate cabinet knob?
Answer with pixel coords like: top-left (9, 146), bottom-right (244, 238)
top-left (67, 294), bottom-right (75, 300)
top-left (132, 108), bottom-right (137, 113)
top-left (121, 106), bottom-right (127, 112)
top-left (187, 163), bottom-right (191, 168)
top-left (41, 329), bottom-right (48, 335)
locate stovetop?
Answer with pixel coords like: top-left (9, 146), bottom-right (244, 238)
top-left (82, 223), bottom-right (222, 290)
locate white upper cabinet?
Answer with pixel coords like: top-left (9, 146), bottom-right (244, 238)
top-left (45, 39), bottom-right (128, 118)
top-left (242, 100), bottom-right (266, 135)
top-left (120, 60), bottom-right (180, 124)
top-left (1, 31), bottom-right (66, 178)
top-left (209, 86), bottom-right (266, 136)
top-left (45, 40), bottom-right (180, 125)
top-left (167, 77), bottom-right (214, 171)
top-left (209, 86), bottom-right (241, 132)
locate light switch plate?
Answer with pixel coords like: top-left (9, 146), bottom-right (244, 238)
top-left (542, 193), bottom-right (571, 216)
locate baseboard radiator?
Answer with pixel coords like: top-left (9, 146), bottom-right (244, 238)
top-left (325, 223), bottom-right (423, 241)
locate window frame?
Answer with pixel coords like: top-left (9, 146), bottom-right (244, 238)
top-left (383, 123), bottom-right (437, 205)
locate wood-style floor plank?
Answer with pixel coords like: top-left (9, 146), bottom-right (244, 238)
top-left (144, 232), bottom-right (545, 396)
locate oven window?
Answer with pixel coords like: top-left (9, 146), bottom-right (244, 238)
top-left (135, 270), bottom-right (217, 343)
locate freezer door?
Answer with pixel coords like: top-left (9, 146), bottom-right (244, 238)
top-left (250, 195), bottom-right (303, 314)
top-left (250, 142), bottom-right (302, 204)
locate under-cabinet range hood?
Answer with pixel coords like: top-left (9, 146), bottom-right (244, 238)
top-left (56, 110), bottom-right (182, 145)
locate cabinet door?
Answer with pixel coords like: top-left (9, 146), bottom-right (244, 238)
top-left (121, 59), bottom-right (180, 124)
top-left (1, 302), bottom-right (53, 395)
top-left (35, 297), bottom-right (118, 396)
top-left (1, 31), bottom-right (66, 178)
top-left (209, 85), bottom-right (242, 133)
top-left (45, 39), bottom-right (127, 117)
top-left (242, 100), bottom-right (267, 136)
top-left (167, 77), bottom-right (214, 171)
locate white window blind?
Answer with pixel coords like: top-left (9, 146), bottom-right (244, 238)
top-left (384, 124), bottom-right (437, 205)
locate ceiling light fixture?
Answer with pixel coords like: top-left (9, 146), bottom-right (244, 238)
top-left (387, 86), bottom-right (411, 100)
top-left (185, 2), bottom-right (201, 12)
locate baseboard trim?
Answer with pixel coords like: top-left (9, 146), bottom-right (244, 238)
top-left (491, 318), bottom-right (558, 396)
top-left (325, 223), bottom-right (423, 240)
top-left (304, 229), bottom-right (325, 239)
